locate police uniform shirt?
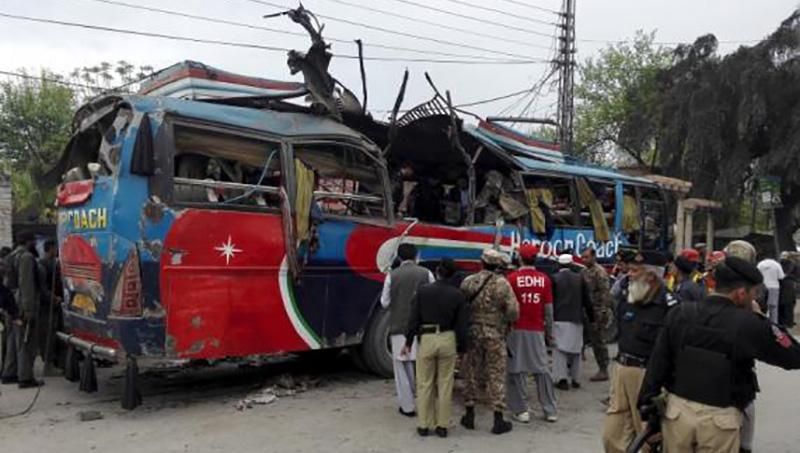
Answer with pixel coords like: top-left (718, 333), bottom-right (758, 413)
top-left (617, 284), bottom-right (670, 361)
top-left (639, 296), bottom-right (800, 410)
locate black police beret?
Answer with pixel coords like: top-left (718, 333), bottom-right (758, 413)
top-left (633, 250), bottom-right (668, 267)
top-left (616, 248), bottom-right (638, 264)
top-left (674, 255), bottom-right (697, 274)
top-left (714, 256), bottom-right (763, 287)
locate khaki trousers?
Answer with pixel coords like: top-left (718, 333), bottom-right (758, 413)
top-left (662, 393), bottom-right (742, 453)
top-left (415, 330), bottom-right (457, 429)
top-left (602, 363), bottom-right (646, 453)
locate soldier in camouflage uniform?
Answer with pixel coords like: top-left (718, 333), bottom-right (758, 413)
top-left (580, 247), bottom-right (611, 382)
top-left (459, 249), bottom-right (519, 435)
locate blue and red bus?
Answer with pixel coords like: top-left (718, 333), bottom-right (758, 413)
top-left (52, 68), bottom-right (666, 408)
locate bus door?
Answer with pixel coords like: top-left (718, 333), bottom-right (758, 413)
top-left (286, 140), bottom-right (392, 345)
top-left (159, 121), bottom-right (305, 359)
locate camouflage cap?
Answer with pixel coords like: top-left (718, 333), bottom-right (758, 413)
top-left (481, 248), bottom-right (510, 267)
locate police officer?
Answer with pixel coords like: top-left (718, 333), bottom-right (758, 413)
top-left (1, 232), bottom-right (43, 388)
top-left (638, 257), bottom-right (800, 453)
top-left (459, 249), bottom-right (519, 435)
top-left (403, 258), bottom-right (469, 438)
top-left (580, 247), bottom-right (612, 382)
top-left (602, 251), bottom-right (670, 453)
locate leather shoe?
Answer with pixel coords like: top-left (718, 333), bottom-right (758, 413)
top-left (435, 427), bottom-right (447, 438)
top-left (1, 376), bottom-right (18, 385)
top-left (555, 379), bottom-right (570, 390)
top-left (416, 427), bottom-right (430, 437)
top-left (590, 370), bottom-right (609, 382)
top-left (399, 408), bottom-right (416, 417)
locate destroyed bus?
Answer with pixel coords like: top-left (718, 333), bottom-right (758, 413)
top-left (49, 9), bottom-right (666, 410)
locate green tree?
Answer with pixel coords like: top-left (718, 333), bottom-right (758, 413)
top-left (0, 70), bottom-right (75, 221)
top-left (0, 60), bottom-right (153, 221)
top-left (617, 12), bottom-right (800, 251)
top-left (574, 30), bottom-right (673, 164)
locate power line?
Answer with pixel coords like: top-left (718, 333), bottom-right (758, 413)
top-left (496, 0), bottom-right (560, 15)
top-left (436, 0), bottom-right (557, 27)
top-left (319, 0), bottom-right (554, 51)
top-left (386, 0), bottom-right (556, 39)
top-left (455, 87), bottom-right (536, 108)
top-left (83, 0), bottom-right (537, 61)
top-left (0, 12), bottom-right (548, 65)
top-left (243, 0), bottom-right (549, 60)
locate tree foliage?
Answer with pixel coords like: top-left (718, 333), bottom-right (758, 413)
top-left (0, 60), bottom-right (152, 222)
top-left (614, 12), bottom-right (800, 251)
top-left (575, 31), bottom-right (672, 164)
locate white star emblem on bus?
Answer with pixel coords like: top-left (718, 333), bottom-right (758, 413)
top-left (214, 235), bottom-right (242, 265)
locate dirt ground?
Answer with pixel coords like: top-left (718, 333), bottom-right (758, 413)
top-left (1, 340), bottom-right (800, 453)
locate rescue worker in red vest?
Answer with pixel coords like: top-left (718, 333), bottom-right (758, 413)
top-left (505, 243), bottom-right (559, 423)
top-left (639, 257), bottom-right (800, 453)
top-left (459, 248), bottom-right (519, 435)
top-left (602, 250), bottom-right (669, 453)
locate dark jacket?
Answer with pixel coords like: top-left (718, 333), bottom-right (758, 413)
top-left (552, 268), bottom-right (595, 324)
top-left (6, 246), bottom-right (40, 320)
top-left (674, 278), bottom-right (705, 304)
top-left (617, 284), bottom-right (669, 360)
top-left (639, 296), bottom-right (800, 410)
top-left (405, 279), bottom-right (469, 352)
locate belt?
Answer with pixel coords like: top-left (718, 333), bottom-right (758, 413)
top-left (420, 324), bottom-right (452, 335)
top-left (617, 352), bottom-right (648, 368)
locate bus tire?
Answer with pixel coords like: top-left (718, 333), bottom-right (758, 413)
top-left (361, 307), bottom-right (393, 378)
top-left (121, 357), bottom-right (142, 410)
top-left (64, 345), bottom-right (81, 383)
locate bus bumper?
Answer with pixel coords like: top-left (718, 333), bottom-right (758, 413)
top-left (57, 331), bottom-right (119, 361)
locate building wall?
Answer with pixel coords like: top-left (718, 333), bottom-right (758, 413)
top-left (0, 180), bottom-right (12, 248)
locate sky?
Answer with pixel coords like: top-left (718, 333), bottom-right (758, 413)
top-left (0, 0), bottom-right (798, 121)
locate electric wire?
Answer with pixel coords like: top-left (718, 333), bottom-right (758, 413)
top-left (318, 0), bottom-right (554, 51)
top-left (245, 0), bottom-right (556, 56)
top-left (384, 0), bottom-right (556, 38)
top-left (0, 12), bottom-right (548, 65)
top-left (84, 0), bottom-right (545, 61)
top-left (436, 0), bottom-right (558, 27)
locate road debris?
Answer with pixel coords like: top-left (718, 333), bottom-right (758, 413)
top-left (235, 388), bottom-right (278, 411)
top-left (235, 374), bottom-right (322, 410)
top-left (78, 411), bottom-right (104, 422)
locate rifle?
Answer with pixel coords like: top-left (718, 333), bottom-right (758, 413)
top-left (626, 395), bottom-right (666, 453)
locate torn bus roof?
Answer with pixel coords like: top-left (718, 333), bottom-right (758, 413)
top-left (126, 95), bottom-right (373, 144)
top-left (138, 61), bottom-right (308, 101)
top-left (463, 122), bottom-right (654, 185)
top-left (472, 120), bottom-right (565, 164)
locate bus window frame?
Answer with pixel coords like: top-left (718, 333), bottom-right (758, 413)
top-left (286, 138), bottom-right (394, 226)
top-left (582, 177), bottom-right (618, 231)
top-left (630, 183), bottom-right (668, 250)
top-left (158, 116), bottom-right (287, 214)
top-left (521, 170), bottom-right (581, 229)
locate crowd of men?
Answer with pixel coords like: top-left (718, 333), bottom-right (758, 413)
top-left (383, 239), bottom-right (800, 452)
top-left (0, 232), bottom-right (63, 390)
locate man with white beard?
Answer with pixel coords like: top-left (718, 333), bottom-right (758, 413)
top-left (602, 251), bottom-right (670, 453)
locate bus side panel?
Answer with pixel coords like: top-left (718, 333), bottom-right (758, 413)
top-left (161, 209), bottom-right (314, 359)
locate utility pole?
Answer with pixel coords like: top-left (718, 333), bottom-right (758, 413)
top-left (556, 0), bottom-right (576, 154)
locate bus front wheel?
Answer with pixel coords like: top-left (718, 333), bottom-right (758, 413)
top-left (360, 307), bottom-right (393, 378)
